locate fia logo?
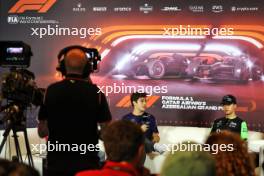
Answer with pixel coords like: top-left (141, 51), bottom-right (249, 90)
top-left (7, 15), bottom-right (19, 24)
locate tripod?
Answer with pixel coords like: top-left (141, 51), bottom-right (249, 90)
top-left (0, 104), bottom-right (34, 167)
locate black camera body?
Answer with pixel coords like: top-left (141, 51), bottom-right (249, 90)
top-left (0, 41), bottom-right (43, 107)
top-left (1, 69), bottom-right (44, 106)
top-left (0, 41), bottom-right (32, 68)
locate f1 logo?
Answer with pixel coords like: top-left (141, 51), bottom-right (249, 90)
top-left (9, 0), bottom-right (57, 13)
top-left (116, 95), bottom-right (160, 108)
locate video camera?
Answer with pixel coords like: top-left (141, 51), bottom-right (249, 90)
top-left (0, 41), bottom-right (44, 108)
top-left (0, 41), bottom-right (32, 68)
top-left (0, 41), bottom-right (43, 164)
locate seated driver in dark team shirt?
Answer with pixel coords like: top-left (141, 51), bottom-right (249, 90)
top-left (211, 94), bottom-right (248, 140)
top-left (122, 92), bottom-right (166, 155)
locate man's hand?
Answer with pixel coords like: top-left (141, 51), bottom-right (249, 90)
top-left (152, 133), bottom-right (160, 143)
top-left (141, 124), bottom-right (149, 132)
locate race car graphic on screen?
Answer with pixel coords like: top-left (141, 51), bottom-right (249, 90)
top-left (186, 56), bottom-right (263, 82)
top-left (114, 53), bottom-right (190, 79)
top-left (78, 23), bottom-right (264, 84)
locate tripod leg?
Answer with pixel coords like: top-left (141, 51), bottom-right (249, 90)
top-left (23, 129), bottom-right (34, 167)
top-left (0, 125), bottom-right (12, 154)
top-left (12, 130), bottom-right (23, 163)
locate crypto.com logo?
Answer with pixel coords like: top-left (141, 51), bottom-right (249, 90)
top-left (9, 0), bottom-right (56, 13)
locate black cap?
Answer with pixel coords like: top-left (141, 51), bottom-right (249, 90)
top-left (221, 95), bottom-right (237, 105)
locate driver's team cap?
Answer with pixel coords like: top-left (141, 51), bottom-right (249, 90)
top-left (221, 95), bottom-right (237, 105)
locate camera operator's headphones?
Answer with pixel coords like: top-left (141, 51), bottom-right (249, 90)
top-left (56, 45), bottom-right (101, 78)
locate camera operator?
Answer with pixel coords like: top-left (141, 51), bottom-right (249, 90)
top-left (37, 47), bottom-right (112, 176)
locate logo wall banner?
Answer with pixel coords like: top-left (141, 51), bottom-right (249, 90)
top-left (1, 0), bottom-right (264, 131)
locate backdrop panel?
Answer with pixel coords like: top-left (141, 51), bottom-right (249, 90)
top-left (0, 0), bottom-right (264, 131)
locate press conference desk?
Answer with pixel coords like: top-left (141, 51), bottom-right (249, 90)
top-left (0, 127), bottom-right (263, 175)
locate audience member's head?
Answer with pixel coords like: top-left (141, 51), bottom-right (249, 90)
top-left (102, 120), bottom-right (145, 167)
top-left (0, 159), bottom-right (40, 176)
top-left (161, 145), bottom-right (216, 176)
top-left (0, 159), bottom-right (10, 176)
top-left (206, 131), bottom-right (255, 176)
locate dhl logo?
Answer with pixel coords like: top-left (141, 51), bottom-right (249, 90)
top-left (9, 0), bottom-right (56, 13)
top-left (116, 95), bottom-right (160, 108)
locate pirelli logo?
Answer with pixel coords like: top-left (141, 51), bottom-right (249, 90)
top-left (9, 0), bottom-right (56, 13)
top-left (116, 95), bottom-right (160, 108)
